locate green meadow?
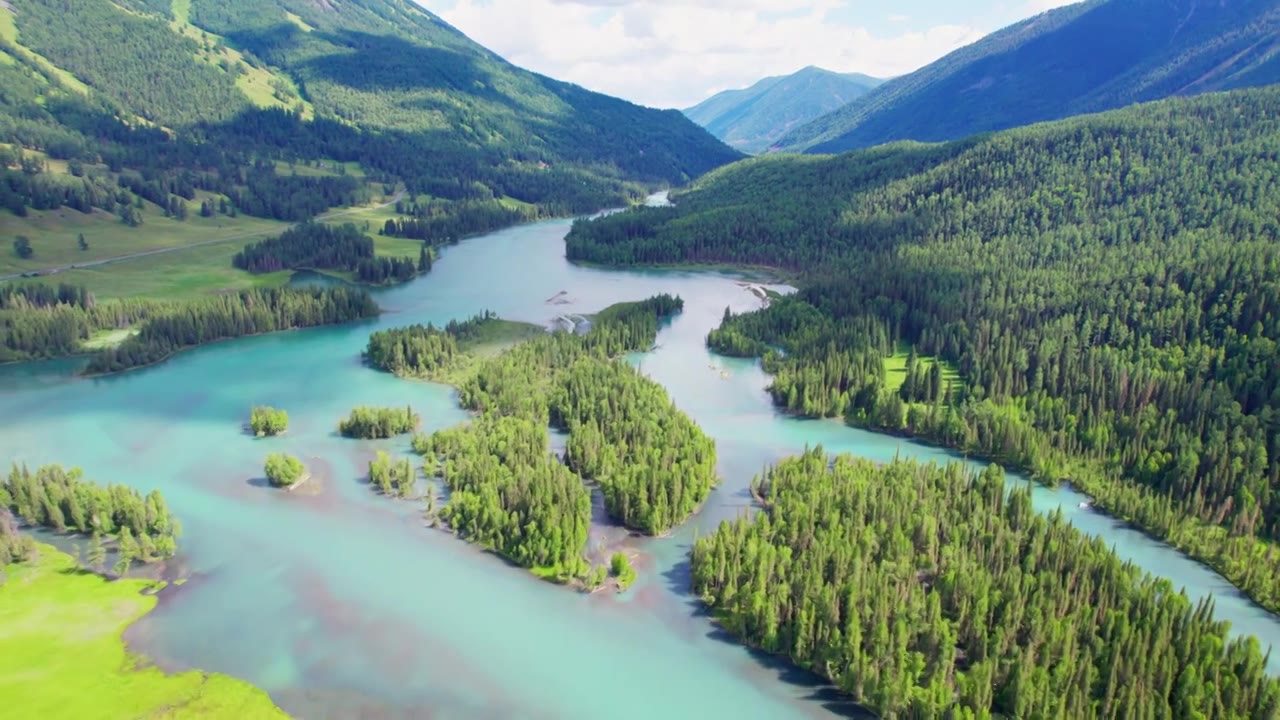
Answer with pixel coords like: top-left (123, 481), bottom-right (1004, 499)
top-left (0, 544), bottom-right (288, 719)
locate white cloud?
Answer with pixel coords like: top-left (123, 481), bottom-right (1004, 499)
top-left (413, 1), bottom-right (1043, 108)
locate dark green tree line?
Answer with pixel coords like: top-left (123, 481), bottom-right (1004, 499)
top-left (568, 86), bottom-right (1280, 612)
top-left (0, 282), bottom-right (166, 363)
top-left (418, 413), bottom-right (591, 579)
top-left (233, 222), bottom-right (373, 274)
top-left (5, 464), bottom-right (179, 564)
top-left (83, 287), bottom-right (379, 374)
top-left (363, 311), bottom-right (503, 378)
top-left (338, 406), bottom-right (420, 439)
top-left (693, 449), bottom-right (1280, 718)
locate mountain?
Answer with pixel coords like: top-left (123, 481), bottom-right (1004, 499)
top-left (0, 0), bottom-right (739, 225)
top-left (777, 0), bottom-right (1280, 153)
top-left (683, 67), bottom-right (882, 153)
top-left (565, 83), bottom-right (1280, 613)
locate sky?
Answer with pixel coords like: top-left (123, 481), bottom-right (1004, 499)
top-left (413, 0), bottom-right (1081, 109)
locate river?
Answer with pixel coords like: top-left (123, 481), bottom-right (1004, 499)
top-left (1, 204), bottom-right (1278, 719)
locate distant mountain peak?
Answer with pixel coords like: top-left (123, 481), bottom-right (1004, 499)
top-left (684, 67), bottom-right (883, 154)
top-left (777, 0), bottom-right (1280, 153)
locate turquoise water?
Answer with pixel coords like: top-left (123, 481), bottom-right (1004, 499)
top-left (1, 212), bottom-right (1278, 719)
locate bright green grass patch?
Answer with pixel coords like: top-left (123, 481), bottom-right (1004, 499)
top-left (0, 8), bottom-right (17, 43)
top-left (0, 544), bottom-right (288, 720)
top-left (497, 196), bottom-right (536, 212)
top-left (166, 1), bottom-right (311, 118)
top-left (883, 343), bottom-right (961, 393)
top-left (529, 565), bottom-right (574, 583)
top-left (234, 64), bottom-right (311, 117)
top-left (283, 12), bottom-right (314, 32)
top-left (170, 0), bottom-right (190, 24)
top-left (1, 145), bottom-right (113, 177)
top-left (3, 185), bottom-right (396, 300)
top-left (372, 235), bottom-right (423, 259)
top-left (0, 205), bottom-right (289, 276)
top-left (55, 240), bottom-right (292, 300)
top-left (273, 160), bottom-right (367, 179)
top-left (82, 327), bottom-right (140, 350)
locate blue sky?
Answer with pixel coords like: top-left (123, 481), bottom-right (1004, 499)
top-left (415, 0), bottom-right (1078, 108)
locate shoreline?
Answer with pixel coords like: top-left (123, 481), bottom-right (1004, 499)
top-left (78, 314), bottom-right (383, 379)
top-left (1, 543), bottom-right (288, 718)
top-left (565, 258), bottom-right (796, 285)
top-left (0, 191), bottom-right (658, 373)
top-left (284, 471), bottom-right (313, 493)
top-left (728, 352), bottom-right (1280, 616)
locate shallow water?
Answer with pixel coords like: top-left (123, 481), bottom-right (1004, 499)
top-left (2, 211), bottom-right (1278, 719)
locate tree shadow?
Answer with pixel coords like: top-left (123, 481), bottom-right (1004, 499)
top-left (665, 557), bottom-right (874, 718)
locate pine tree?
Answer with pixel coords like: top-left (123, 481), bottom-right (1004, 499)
top-left (86, 533), bottom-right (106, 573)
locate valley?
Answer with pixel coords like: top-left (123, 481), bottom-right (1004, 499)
top-left (4, 0), bottom-right (1280, 716)
top-left (4, 212), bottom-right (1280, 718)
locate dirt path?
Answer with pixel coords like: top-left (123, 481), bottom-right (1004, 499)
top-left (0, 190), bottom-right (405, 282)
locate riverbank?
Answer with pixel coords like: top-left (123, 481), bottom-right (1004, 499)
top-left (80, 314), bottom-right (382, 380)
top-left (566, 258), bottom-right (795, 286)
top-left (0, 544), bottom-right (287, 719)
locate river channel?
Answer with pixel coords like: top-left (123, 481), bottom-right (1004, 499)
top-left (1, 201), bottom-right (1277, 719)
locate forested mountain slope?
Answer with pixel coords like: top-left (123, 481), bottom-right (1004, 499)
top-left (683, 67), bottom-right (881, 153)
top-left (778, 0), bottom-right (1280, 153)
top-left (566, 86), bottom-right (1280, 613)
top-left (0, 0), bottom-right (738, 226)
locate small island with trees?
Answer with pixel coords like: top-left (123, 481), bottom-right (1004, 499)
top-left (249, 406), bottom-right (289, 437)
top-left (369, 451), bottom-right (417, 498)
top-left (380, 294), bottom-right (714, 590)
top-left (263, 453), bottom-right (308, 490)
top-left (338, 406), bottom-right (420, 439)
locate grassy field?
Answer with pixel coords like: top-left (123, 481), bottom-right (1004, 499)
top-left (83, 328), bottom-right (141, 350)
top-left (2, 182), bottom-right (412, 300)
top-left (55, 239), bottom-right (294, 300)
top-left (883, 344), bottom-right (961, 393)
top-left (0, 544), bottom-right (288, 720)
top-left (0, 9), bottom-right (15, 43)
top-left (273, 160), bottom-right (367, 179)
top-left (1, 202), bottom-right (290, 277)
